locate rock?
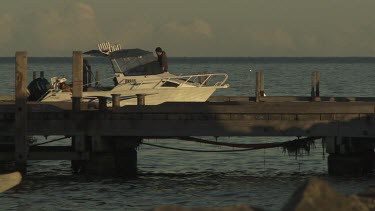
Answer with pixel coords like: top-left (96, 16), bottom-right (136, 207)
top-left (352, 186), bottom-right (375, 210)
top-left (350, 195), bottom-right (375, 211)
top-left (362, 186), bottom-right (375, 195)
top-left (282, 177), bottom-right (369, 211)
top-left (0, 171), bottom-right (22, 193)
top-left (153, 204), bottom-right (264, 211)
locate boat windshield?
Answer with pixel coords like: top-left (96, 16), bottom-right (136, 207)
top-left (84, 48), bottom-right (164, 76)
top-left (111, 53), bottom-right (163, 76)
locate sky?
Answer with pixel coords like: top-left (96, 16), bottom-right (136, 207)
top-left (1, 0), bottom-right (375, 57)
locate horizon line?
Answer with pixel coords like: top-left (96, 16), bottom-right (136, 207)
top-left (1, 56), bottom-right (375, 58)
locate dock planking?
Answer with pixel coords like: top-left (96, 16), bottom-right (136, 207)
top-left (0, 101), bottom-right (374, 137)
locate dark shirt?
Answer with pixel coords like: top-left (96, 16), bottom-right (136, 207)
top-left (83, 60), bottom-right (91, 90)
top-left (157, 51), bottom-right (168, 72)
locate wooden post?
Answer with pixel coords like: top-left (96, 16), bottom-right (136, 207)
top-left (111, 94), bottom-right (121, 108)
top-left (95, 71), bottom-right (99, 87)
top-left (255, 72), bottom-right (260, 102)
top-left (32, 71), bottom-right (37, 80)
top-left (40, 71), bottom-right (44, 79)
top-left (311, 71), bottom-right (316, 101)
top-left (15, 51), bottom-right (28, 173)
top-left (315, 71), bottom-right (320, 97)
top-left (98, 97), bottom-right (108, 111)
top-left (136, 94), bottom-right (146, 105)
top-left (72, 97), bottom-right (81, 111)
top-left (72, 51), bottom-right (83, 101)
top-left (72, 51), bottom-right (83, 111)
top-left (260, 70), bottom-right (265, 97)
top-left (71, 51), bottom-right (85, 152)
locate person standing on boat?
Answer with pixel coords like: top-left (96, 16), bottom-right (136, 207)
top-left (155, 47), bottom-right (168, 72)
top-left (83, 59), bottom-right (92, 91)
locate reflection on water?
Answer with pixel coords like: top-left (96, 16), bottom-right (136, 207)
top-left (0, 57), bottom-right (374, 210)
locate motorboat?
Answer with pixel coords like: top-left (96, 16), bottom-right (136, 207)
top-left (28, 42), bottom-right (229, 106)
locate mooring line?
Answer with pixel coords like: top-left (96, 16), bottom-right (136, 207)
top-left (141, 142), bottom-right (259, 152)
top-left (30, 136), bottom-right (71, 146)
top-left (142, 136), bottom-right (320, 153)
top-left (175, 136), bottom-right (284, 149)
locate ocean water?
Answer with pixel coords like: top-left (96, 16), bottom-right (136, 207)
top-left (0, 57), bottom-right (374, 210)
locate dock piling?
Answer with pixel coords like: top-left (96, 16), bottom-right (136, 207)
top-left (111, 94), bottom-right (121, 108)
top-left (255, 72), bottom-right (260, 102)
top-left (260, 70), bottom-right (265, 97)
top-left (315, 71), bottom-right (320, 97)
top-left (98, 97), bottom-right (108, 111)
top-left (32, 71), bottom-right (37, 80)
top-left (72, 97), bottom-right (82, 112)
top-left (71, 51), bottom-right (86, 172)
top-left (72, 51), bottom-right (83, 100)
top-left (136, 94), bottom-right (146, 105)
top-left (72, 51), bottom-right (83, 111)
top-left (15, 51), bottom-right (28, 174)
top-left (40, 71), bottom-right (44, 79)
top-left (311, 72), bottom-right (316, 101)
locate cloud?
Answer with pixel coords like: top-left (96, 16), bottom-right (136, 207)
top-left (217, 23), bottom-right (375, 57)
top-left (3, 2), bottom-right (103, 56)
top-left (0, 14), bottom-right (14, 55)
top-left (107, 18), bottom-right (155, 49)
top-left (104, 19), bottom-right (215, 56)
top-left (250, 27), bottom-right (296, 52)
top-left (1, 1), bottom-right (375, 57)
top-left (0, 1), bottom-right (215, 56)
top-left (72, 3), bottom-right (96, 20)
top-left (158, 19), bottom-right (213, 39)
top-left (216, 26), bottom-right (298, 56)
top-left (0, 14), bottom-right (12, 46)
top-left (151, 20), bottom-right (215, 56)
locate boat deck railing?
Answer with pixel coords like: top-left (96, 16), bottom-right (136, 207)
top-left (152, 73), bottom-right (229, 89)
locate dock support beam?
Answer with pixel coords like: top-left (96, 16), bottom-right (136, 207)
top-left (83, 95), bottom-right (139, 176)
top-left (326, 137), bottom-right (375, 176)
top-left (85, 136), bottom-right (140, 176)
top-left (15, 51), bottom-right (28, 174)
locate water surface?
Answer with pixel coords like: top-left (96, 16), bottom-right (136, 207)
top-left (0, 57), bottom-right (374, 210)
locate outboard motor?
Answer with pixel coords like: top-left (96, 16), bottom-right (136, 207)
top-left (27, 77), bottom-right (51, 101)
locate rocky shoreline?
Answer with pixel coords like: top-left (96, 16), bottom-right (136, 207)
top-left (154, 177), bottom-right (375, 211)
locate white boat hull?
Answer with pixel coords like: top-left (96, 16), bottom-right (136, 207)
top-left (0, 172), bottom-right (22, 193)
top-left (41, 86), bottom-right (219, 106)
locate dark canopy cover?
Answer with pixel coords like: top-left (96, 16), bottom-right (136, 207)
top-left (84, 48), bottom-right (163, 75)
top-left (84, 48), bottom-right (151, 58)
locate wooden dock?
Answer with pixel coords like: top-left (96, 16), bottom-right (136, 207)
top-left (0, 51), bottom-right (374, 176)
top-left (0, 100), bottom-right (374, 137)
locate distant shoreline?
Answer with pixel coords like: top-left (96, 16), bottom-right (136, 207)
top-left (1, 57), bottom-right (375, 64)
top-left (0, 56), bottom-right (375, 58)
